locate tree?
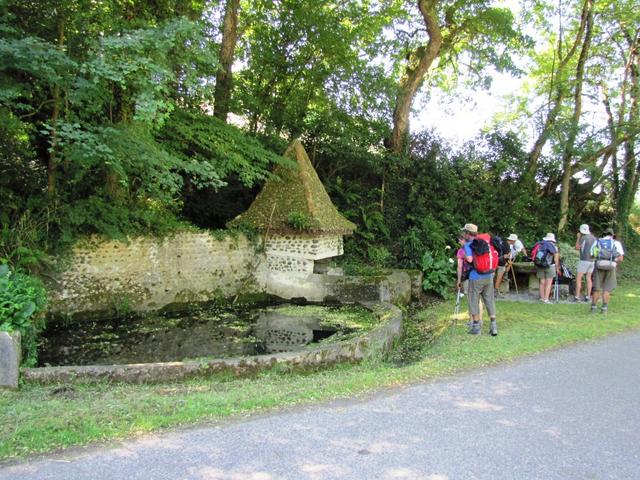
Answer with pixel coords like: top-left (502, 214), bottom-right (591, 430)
top-left (387, 0), bottom-right (523, 154)
top-left (213, 0), bottom-right (241, 121)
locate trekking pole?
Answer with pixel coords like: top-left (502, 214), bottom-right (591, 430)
top-left (454, 287), bottom-right (461, 316)
top-left (554, 274), bottom-right (559, 303)
top-left (508, 260), bottom-right (519, 295)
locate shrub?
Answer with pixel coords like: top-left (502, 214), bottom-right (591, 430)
top-left (0, 265), bottom-right (48, 366)
top-left (420, 250), bottom-right (455, 298)
top-left (286, 212), bottom-right (311, 231)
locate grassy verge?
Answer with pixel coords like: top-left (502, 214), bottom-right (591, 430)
top-left (2, 283), bottom-right (640, 461)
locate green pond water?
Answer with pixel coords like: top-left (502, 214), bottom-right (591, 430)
top-left (38, 303), bottom-right (377, 367)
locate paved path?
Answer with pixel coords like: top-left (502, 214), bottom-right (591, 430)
top-left (3, 332), bottom-right (640, 480)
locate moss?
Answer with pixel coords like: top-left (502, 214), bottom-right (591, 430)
top-left (227, 139), bottom-right (356, 235)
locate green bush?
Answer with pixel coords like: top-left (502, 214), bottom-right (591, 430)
top-left (420, 250), bottom-right (455, 299)
top-left (0, 265), bottom-right (48, 366)
top-left (286, 212), bottom-right (311, 231)
top-left (558, 241), bottom-right (579, 275)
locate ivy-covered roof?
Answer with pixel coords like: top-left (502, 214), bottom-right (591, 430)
top-left (227, 139), bottom-right (356, 235)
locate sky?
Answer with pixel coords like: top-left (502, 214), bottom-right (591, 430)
top-left (411, 70), bottom-right (525, 147)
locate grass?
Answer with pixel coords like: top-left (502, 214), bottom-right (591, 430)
top-left (2, 282), bottom-right (640, 462)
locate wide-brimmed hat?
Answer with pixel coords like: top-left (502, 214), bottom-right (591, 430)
top-left (507, 234), bottom-right (518, 241)
top-left (579, 224), bottom-right (590, 235)
top-left (543, 233), bottom-right (556, 242)
top-left (461, 223), bottom-right (478, 234)
top-left (604, 227), bottom-right (614, 236)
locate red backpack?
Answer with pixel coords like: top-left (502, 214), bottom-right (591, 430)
top-left (471, 233), bottom-right (500, 274)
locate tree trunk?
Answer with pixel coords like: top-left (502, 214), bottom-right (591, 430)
top-left (388, 0), bottom-right (442, 154)
top-left (47, 17), bottom-right (66, 196)
top-left (558, 0), bottom-right (593, 232)
top-left (523, 0), bottom-right (592, 184)
top-left (213, 0), bottom-right (241, 122)
top-left (614, 35), bottom-right (640, 235)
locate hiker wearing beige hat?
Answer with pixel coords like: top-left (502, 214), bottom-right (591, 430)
top-left (574, 224), bottom-right (597, 302)
top-left (531, 233), bottom-right (560, 304)
top-left (461, 223), bottom-right (498, 336)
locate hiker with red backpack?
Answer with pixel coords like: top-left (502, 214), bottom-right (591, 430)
top-left (589, 227), bottom-right (624, 314)
top-left (531, 233), bottom-right (560, 304)
top-left (461, 223), bottom-right (499, 336)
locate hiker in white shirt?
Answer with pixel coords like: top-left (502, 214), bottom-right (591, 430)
top-left (589, 227), bottom-right (625, 314)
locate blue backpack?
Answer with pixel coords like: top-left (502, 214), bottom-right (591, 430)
top-left (595, 238), bottom-right (619, 270)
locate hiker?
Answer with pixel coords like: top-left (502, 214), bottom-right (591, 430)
top-left (461, 223), bottom-right (498, 336)
top-left (574, 224), bottom-right (597, 303)
top-left (532, 233), bottom-right (560, 304)
top-left (456, 234), bottom-right (482, 323)
top-left (507, 234), bottom-right (527, 260)
top-left (590, 228), bottom-right (624, 314)
top-left (493, 234), bottom-right (511, 296)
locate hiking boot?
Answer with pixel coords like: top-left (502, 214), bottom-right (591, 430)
top-left (490, 319), bottom-right (498, 337)
top-left (584, 296), bottom-right (591, 303)
top-left (601, 305), bottom-right (608, 314)
top-left (468, 321), bottom-right (481, 335)
top-left (590, 304), bottom-right (597, 313)
top-left (570, 296), bottom-right (579, 303)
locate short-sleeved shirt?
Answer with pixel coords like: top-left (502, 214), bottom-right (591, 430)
top-left (578, 234), bottom-right (597, 261)
top-left (463, 240), bottom-right (494, 281)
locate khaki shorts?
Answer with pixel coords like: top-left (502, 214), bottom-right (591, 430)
top-left (577, 260), bottom-right (595, 275)
top-left (593, 268), bottom-right (617, 292)
top-left (468, 277), bottom-right (496, 317)
top-left (536, 265), bottom-right (556, 279)
top-left (496, 265), bottom-right (506, 275)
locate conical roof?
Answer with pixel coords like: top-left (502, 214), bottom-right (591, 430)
top-left (227, 139), bottom-right (356, 234)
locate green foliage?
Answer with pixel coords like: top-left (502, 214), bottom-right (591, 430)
top-left (0, 265), bottom-right (47, 366)
top-left (286, 212), bottom-right (311, 232)
top-left (557, 241), bottom-right (579, 275)
top-left (158, 109), bottom-right (284, 189)
top-left (420, 251), bottom-right (455, 299)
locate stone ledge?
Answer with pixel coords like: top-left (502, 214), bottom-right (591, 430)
top-left (21, 303), bottom-right (402, 385)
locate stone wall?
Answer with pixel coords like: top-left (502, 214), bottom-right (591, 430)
top-left (264, 234), bottom-right (343, 274)
top-left (49, 232), bottom-right (261, 317)
top-left (48, 232), bottom-right (420, 318)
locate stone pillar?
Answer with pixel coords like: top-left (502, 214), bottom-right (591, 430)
top-left (0, 331), bottom-right (21, 389)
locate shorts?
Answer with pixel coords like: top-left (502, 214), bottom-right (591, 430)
top-left (468, 277), bottom-right (496, 317)
top-left (536, 265), bottom-right (556, 279)
top-left (593, 268), bottom-right (617, 292)
top-left (577, 260), bottom-right (595, 275)
top-left (496, 265), bottom-right (506, 275)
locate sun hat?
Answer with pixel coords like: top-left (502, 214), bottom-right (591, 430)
top-left (579, 224), bottom-right (590, 235)
top-left (461, 223), bottom-right (478, 234)
top-left (604, 227), bottom-right (614, 236)
top-left (507, 234), bottom-right (518, 241)
top-left (543, 233), bottom-right (556, 242)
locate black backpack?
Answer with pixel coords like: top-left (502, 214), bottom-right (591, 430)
top-left (492, 236), bottom-right (510, 266)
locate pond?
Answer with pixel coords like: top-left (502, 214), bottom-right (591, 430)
top-left (38, 303), bottom-right (377, 367)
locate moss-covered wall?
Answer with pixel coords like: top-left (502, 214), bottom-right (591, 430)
top-left (48, 232), bottom-right (261, 318)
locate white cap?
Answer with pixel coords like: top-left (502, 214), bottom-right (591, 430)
top-left (543, 233), bottom-right (556, 242)
top-left (579, 224), bottom-right (590, 235)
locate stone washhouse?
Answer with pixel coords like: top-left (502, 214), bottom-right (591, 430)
top-left (228, 139), bottom-right (360, 300)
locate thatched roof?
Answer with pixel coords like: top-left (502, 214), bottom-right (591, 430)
top-left (227, 139), bottom-right (356, 235)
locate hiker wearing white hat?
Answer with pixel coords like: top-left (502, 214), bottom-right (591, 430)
top-left (574, 224), bottom-right (597, 303)
top-left (507, 233), bottom-right (527, 260)
top-left (531, 233), bottom-right (560, 304)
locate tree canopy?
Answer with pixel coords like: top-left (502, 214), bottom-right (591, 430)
top-left (1, 0), bottom-right (638, 272)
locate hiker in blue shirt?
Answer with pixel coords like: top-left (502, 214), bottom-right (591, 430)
top-left (461, 223), bottom-right (498, 336)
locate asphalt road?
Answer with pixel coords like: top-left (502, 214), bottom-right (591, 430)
top-left (3, 331), bottom-right (640, 480)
